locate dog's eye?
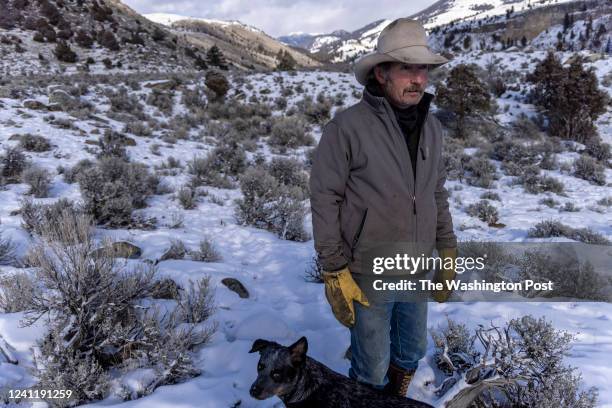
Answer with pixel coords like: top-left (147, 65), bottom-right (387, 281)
top-left (271, 371), bottom-right (282, 382)
top-left (257, 363), bottom-right (264, 371)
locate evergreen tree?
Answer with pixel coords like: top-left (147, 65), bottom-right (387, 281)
top-left (563, 12), bottom-right (572, 32)
top-left (435, 64), bottom-right (492, 139)
top-left (527, 52), bottom-right (607, 142)
top-left (206, 45), bottom-right (228, 70)
top-left (521, 36), bottom-right (527, 47)
top-left (276, 49), bottom-right (296, 71)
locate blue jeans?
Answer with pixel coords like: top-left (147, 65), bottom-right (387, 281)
top-left (347, 276), bottom-right (428, 388)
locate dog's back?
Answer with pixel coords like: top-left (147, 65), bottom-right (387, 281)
top-left (293, 356), bottom-right (433, 408)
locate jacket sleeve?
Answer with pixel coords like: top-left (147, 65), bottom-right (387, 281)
top-left (309, 120), bottom-right (350, 272)
top-left (435, 132), bottom-right (458, 250)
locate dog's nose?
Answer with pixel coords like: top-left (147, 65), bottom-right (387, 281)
top-left (250, 384), bottom-right (261, 397)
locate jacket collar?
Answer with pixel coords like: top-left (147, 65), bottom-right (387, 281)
top-left (362, 85), bottom-right (434, 120)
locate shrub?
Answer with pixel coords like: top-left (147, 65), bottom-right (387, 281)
top-left (583, 138), bottom-right (611, 165)
top-left (161, 239), bottom-right (187, 261)
top-left (431, 316), bottom-right (598, 407)
top-left (177, 277), bottom-right (215, 324)
top-left (0, 272), bottom-right (34, 312)
top-left (296, 95), bottom-right (331, 124)
top-left (21, 198), bottom-right (83, 240)
top-left (22, 166), bottom-right (51, 197)
top-left (573, 155), bottom-right (606, 186)
top-left (464, 156), bottom-right (497, 188)
top-left (54, 40), bottom-right (77, 62)
top-left (210, 141), bottom-right (247, 176)
top-left (146, 88), bottom-right (174, 115)
top-left (489, 138), bottom-right (538, 166)
top-left (1, 147), bottom-right (27, 183)
top-left (97, 129), bottom-right (131, 159)
top-left (528, 220), bottom-right (610, 245)
top-left (62, 159), bottom-right (94, 184)
top-left (23, 210), bottom-right (213, 405)
top-left (466, 200), bottom-right (499, 225)
top-left (518, 247), bottom-right (609, 300)
top-left (177, 185), bottom-right (197, 210)
top-left (18, 133), bottom-right (51, 152)
top-left (187, 154), bottom-right (230, 188)
top-left (97, 29), bottom-right (119, 51)
top-left (77, 157), bottom-right (159, 227)
top-left (75, 29), bottom-right (93, 48)
top-left (267, 157), bottom-right (309, 199)
top-left (190, 237), bottom-right (222, 262)
top-left (268, 116), bottom-right (314, 151)
top-left (205, 70), bottom-right (229, 100)
top-left (235, 167), bottom-right (309, 241)
top-left (304, 255), bottom-right (323, 283)
top-left (479, 191), bottom-right (500, 201)
top-left (0, 233), bottom-right (16, 266)
top-left (520, 171), bottom-right (565, 194)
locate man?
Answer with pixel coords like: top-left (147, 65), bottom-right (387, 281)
top-left (309, 18), bottom-right (458, 397)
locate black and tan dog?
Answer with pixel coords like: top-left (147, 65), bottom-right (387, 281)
top-left (249, 337), bottom-right (433, 408)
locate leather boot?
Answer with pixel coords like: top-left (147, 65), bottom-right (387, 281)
top-left (383, 363), bottom-right (415, 397)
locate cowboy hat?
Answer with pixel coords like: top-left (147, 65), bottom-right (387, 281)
top-left (353, 18), bottom-right (448, 85)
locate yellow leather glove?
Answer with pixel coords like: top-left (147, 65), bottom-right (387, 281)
top-left (322, 266), bottom-right (370, 328)
top-left (431, 247), bottom-right (458, 303)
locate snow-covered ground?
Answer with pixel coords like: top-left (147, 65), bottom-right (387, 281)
top-left (0, 65), bottom-right (611, 407)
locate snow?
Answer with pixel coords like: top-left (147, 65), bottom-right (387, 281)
top-left (143, 13), bottom-right (265, 34)
top-left (0, 60), bottom-right (611, 408)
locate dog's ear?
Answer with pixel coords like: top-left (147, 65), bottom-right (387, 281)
top-left (288, 336), bottom-right (308, 365)
top-left (249, 338), bottom-right (272, 354)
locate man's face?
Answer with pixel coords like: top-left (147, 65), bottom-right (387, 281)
top-left (374, 62), bottom-right (429, 108)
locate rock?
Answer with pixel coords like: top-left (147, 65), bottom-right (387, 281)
top-left (91, 241), bottom-right (142, 259)
top-left (145, 80), bottom-right (177, 91)
top-left (221, 278), bottom-right (249, 298)
top-left (23, 99), bottom-right (47, 110)
top-left (151, 278), bottom-right (181, 300)
top-left (49, 89), bottom-right (77, 109)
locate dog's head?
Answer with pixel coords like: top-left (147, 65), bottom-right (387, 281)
top-left (248, 336), bottom-right (308, 400)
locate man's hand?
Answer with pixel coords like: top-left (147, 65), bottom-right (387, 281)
top-left (322, 266), bottom-right (370, 328)
top-left (431, 247), bottom-right (457, 303)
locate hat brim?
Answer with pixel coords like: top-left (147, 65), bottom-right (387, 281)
top-left (353, 46), bottom-right (449, 85)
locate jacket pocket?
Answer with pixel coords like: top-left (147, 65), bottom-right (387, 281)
top-left (350, 208), bottom-right (368, 261)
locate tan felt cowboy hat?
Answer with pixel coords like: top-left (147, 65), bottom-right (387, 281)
top-left (353, 18), bottom-right (449, 85)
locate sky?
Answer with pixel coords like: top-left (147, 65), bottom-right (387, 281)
top-left (121, 0), bottom-right (437, 38)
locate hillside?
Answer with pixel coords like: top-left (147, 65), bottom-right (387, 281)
top-left (145, 13), bottom-right (322, 71)
top-left (0, 0), bottom-right (223, 75)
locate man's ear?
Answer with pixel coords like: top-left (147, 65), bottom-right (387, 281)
top-left (249, 339), bottom-right (272, 354)
top-left (288, 336), bottom-right (308, 365)
top-left (373, 65), bottom-right (386, 85)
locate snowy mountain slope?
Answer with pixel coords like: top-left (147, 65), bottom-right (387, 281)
top-left (143, 12), bottom-right (321, 70)
top-left (281, 0), bottom-right (609, 63)
top-left (144, 13), bottom-right (265, 35)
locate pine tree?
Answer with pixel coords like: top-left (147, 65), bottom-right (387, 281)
top-left (563, 12), bottom-right (572, 32)
top-left (206, 45), bottom-right (228, 70)
top-left (527, 52), bottom-right (607, 142)
top-left (435, 64), bottom-right (492, 139)
top-left (276, 49), bottom-right (296, 71)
